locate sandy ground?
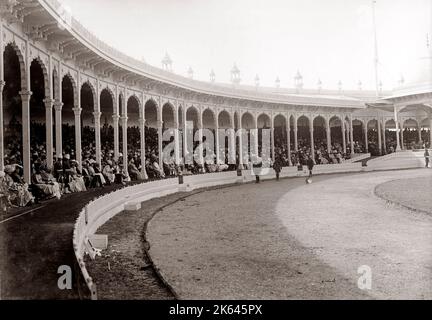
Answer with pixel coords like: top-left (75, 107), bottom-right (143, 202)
top-left (84, 193), bottom-right (190, 300)
top-left (147, 169), bottom-right (432, 300)
top-left (275, 169), bottom-right (432, 299)
top-left (375, 176), bottom-right (432, 214)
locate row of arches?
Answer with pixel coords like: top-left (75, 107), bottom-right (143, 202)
top-left (2, 42), bottom-right (432, 183)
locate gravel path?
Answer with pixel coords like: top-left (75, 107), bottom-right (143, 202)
top-left (147, 169), bottom-right (432, 300)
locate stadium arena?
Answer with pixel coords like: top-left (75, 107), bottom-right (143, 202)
top-left (0, 0), bottom-right (432, 300)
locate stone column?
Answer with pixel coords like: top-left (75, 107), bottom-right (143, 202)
top-left (139, 117), bottom-right (148, 179)
top-left (121, 115), bottom-right (128, 175)
top-left (72, 107), bottom-right (82, 169)
top-left (326, 118), bottom-right (331, 153)
top-left (93, 112), bottom-right (102, 165)
top-left (20, 90), bottom-right (32, 183)
top-left (183, 109), bottom-right (188, 161)
top-left (238, 127), bottom-right (244, 166)
top-left (400, 121), bottom-right (404, 150)
top-left (215, 120), bottom-right (220, 164)
top-left (345, 122), bottom-right (350, 151)
top-left (418, 124), bottom-right (422, 143)
top-left (377, 119), bottom-right (382, 155)
top-left (309, 118), bottom-right (314, 160)
top-left (429, 116), bottom-right (432, 148)
top-left (157, 120), bottom-right (163, 169)
top-left (174, 121), bottom-right (180, 166)
top-left (229, 116), bottom-right (236, 166)
top-left (364, 122), bottom-right (369, 153)
top-left (197, 121), bottom-right (204, 167)
top-left (44, 98), bottom-right (55, 168)
top-left (341, 118), bottom-right (346, 154)
top-left (393, 106), bottom-right (401, 151)
top-left (0, 22), bottom-right (4, 171)
top-left (112, 114), bottom-right (120, 160)
top-left (271, 119), bottom-right (275, 162)
top-left (294, 117), bottom-right (298, 151)
top-left (286, 117), bottom-right (292, 166)
top-left (253, 124), bottom-right (259, 159)
top-left (0, 80), bottom-right (5, 171)
top-left (54, 102), bottom-right (63, 157)
top-left (382, 120), bottom-right (387, 154)
top-left (349, 116), bottom-right (354, 154)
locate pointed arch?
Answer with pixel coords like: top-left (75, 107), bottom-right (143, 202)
top-left (162, 102), bottom-right (175, 128)
top-left (241, 111), bottom-right (255, 129)
top-left (81, 81), bottom-right (97, 111)
top-left (62, 73), bottom-right (78, 107)
top-left (218, 110), bottom-right (232, 129)
top-left (202, 108), bottom-right (216, 130)
top-left (31, 57), bottom-right (50, 99)
top-left (4, 42), bottom-right (27, 91)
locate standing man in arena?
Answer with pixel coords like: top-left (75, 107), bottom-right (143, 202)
top-left (307, 155), bottom-right (315, 177)
top-left (425, 149), bottom-right (430, 168)
top-left (273, 157), bottom-right (282, 181)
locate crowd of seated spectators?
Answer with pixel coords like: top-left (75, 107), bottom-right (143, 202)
top-left (1, 121), bottom-right (428, 212)
top-left (272, 129), bottom-right (359, 167)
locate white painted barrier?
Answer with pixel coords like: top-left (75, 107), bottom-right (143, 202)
top-left (366, 150), bottom-right (425, 171)
top-left (343, 153), bottom-right (371, 163)
top-left (183, 171), bottom-right (240, 190)
top-left (314, 162), bottom-right (364, 174)
top-left (72, 158), bottom-right (420, 299)
top-left (73, 178), bottom-right (179, 299)
top-left (73, 173), bottom-right (241, 299)
top-left (241, 163), bottom-right (364, 182)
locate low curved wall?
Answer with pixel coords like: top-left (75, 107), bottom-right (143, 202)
top-left (72, 160), bottom-right (415, 299)
top-left (72, 178), bottom-right (179, 298)
top-left (72, 172), bottom-right (242, 299)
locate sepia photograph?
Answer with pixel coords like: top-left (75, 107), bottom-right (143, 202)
top-left (0, 0), bottom-right (431, 313)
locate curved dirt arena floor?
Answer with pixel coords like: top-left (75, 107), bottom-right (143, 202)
top-left (375, 176), bottom-right (432, 214)
top-left (147, 169), bottom-right (432, 300)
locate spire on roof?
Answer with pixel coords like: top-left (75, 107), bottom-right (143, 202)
top-left (187, 66), bottom-right (193, 79)
top-left (209, 69), bottom-right (215, 83)
top-left (162, 52), bottom-right (172, 71)
top-left (231, 63), bottom-right (241, 85)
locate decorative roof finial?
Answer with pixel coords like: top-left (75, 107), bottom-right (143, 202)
top-left (162, 52), bottom-right (172, 71)
top-left (209, 69), bottom-right (215, 83)
top-left (294, 70), bottom-right (303, 92)
top-left (254, 74), bottom-right (260, 87)
top-left (398, 74), bottom-right (405, 86)
top-left (231, 63), bottom-right (241, 85)
top-left (187, 66), bottom-right (193, 79)
top-left (275, 76), bottom-right (280, 88)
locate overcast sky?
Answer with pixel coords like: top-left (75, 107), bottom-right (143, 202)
top-left (58, 0), bottom-right (430, 90)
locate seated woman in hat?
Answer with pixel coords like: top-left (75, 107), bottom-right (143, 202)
top-left (31, 164), bottom-right (61, 200)
top-left (103, 160), bottom-right (115, 184)
top-left (128, 158), bottom-right (142, 181)
top-left (150, 155), bottom-right (165, 179)
top-left (0, 170), bottom-right (12, 208)
top-left (3, 163), bottom-right (34, 207)
top-left (68, 160), bottom-right (87, 193)
top-left (111, 160), bottom-right (127, 184)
